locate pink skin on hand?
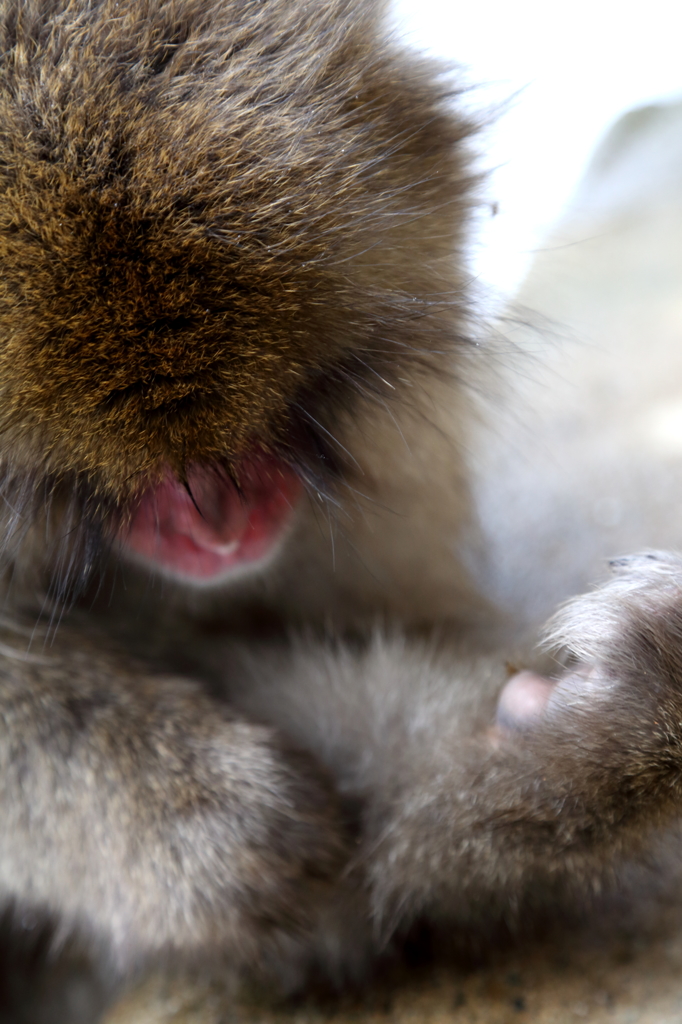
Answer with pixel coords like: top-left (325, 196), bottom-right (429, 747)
top-left (496, 671), bottom-right (556, 730)
top-left (489, 671), bottom-right (556, 744)
top-left (118, 455), bottom-right (302, 582)
top-left (494, 665), bottom-right (613, 737)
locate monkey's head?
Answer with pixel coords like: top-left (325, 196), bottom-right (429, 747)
top-left (0, 0), bottom-right (473, 593)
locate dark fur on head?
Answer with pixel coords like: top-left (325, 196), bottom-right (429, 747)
top-left (0, 0), bottom-right (474, 517)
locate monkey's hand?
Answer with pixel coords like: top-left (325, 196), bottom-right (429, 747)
top-left (0, 628), bottom-right (346, 970)
top-left (364, 553), bottom-right (682, 931)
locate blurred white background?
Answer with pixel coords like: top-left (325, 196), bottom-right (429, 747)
top-left (391, 0), bottom-right (682, 301)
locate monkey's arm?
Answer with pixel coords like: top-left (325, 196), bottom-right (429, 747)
top-left (219, 553), bottom-right (682, 936)
top-left (0, 627), bottom-right (345, 969)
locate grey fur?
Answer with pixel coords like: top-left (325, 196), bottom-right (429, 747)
top-left (0, 0), bottom-right (679, 1010)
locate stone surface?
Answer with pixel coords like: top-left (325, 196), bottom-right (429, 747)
top-left (103, 927), bottom-right (682, 1024)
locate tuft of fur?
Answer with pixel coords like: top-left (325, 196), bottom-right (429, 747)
top-left (0, 0), bottom-right (474, 501)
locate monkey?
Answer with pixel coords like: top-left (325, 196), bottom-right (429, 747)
top-left (1, 0), bottom-right (682, 1017)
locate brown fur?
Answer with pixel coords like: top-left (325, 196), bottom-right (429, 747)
top-left (0, 0), bottom-right (472, 499)
top-left (0, 0), bottom-right (681, 1020)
